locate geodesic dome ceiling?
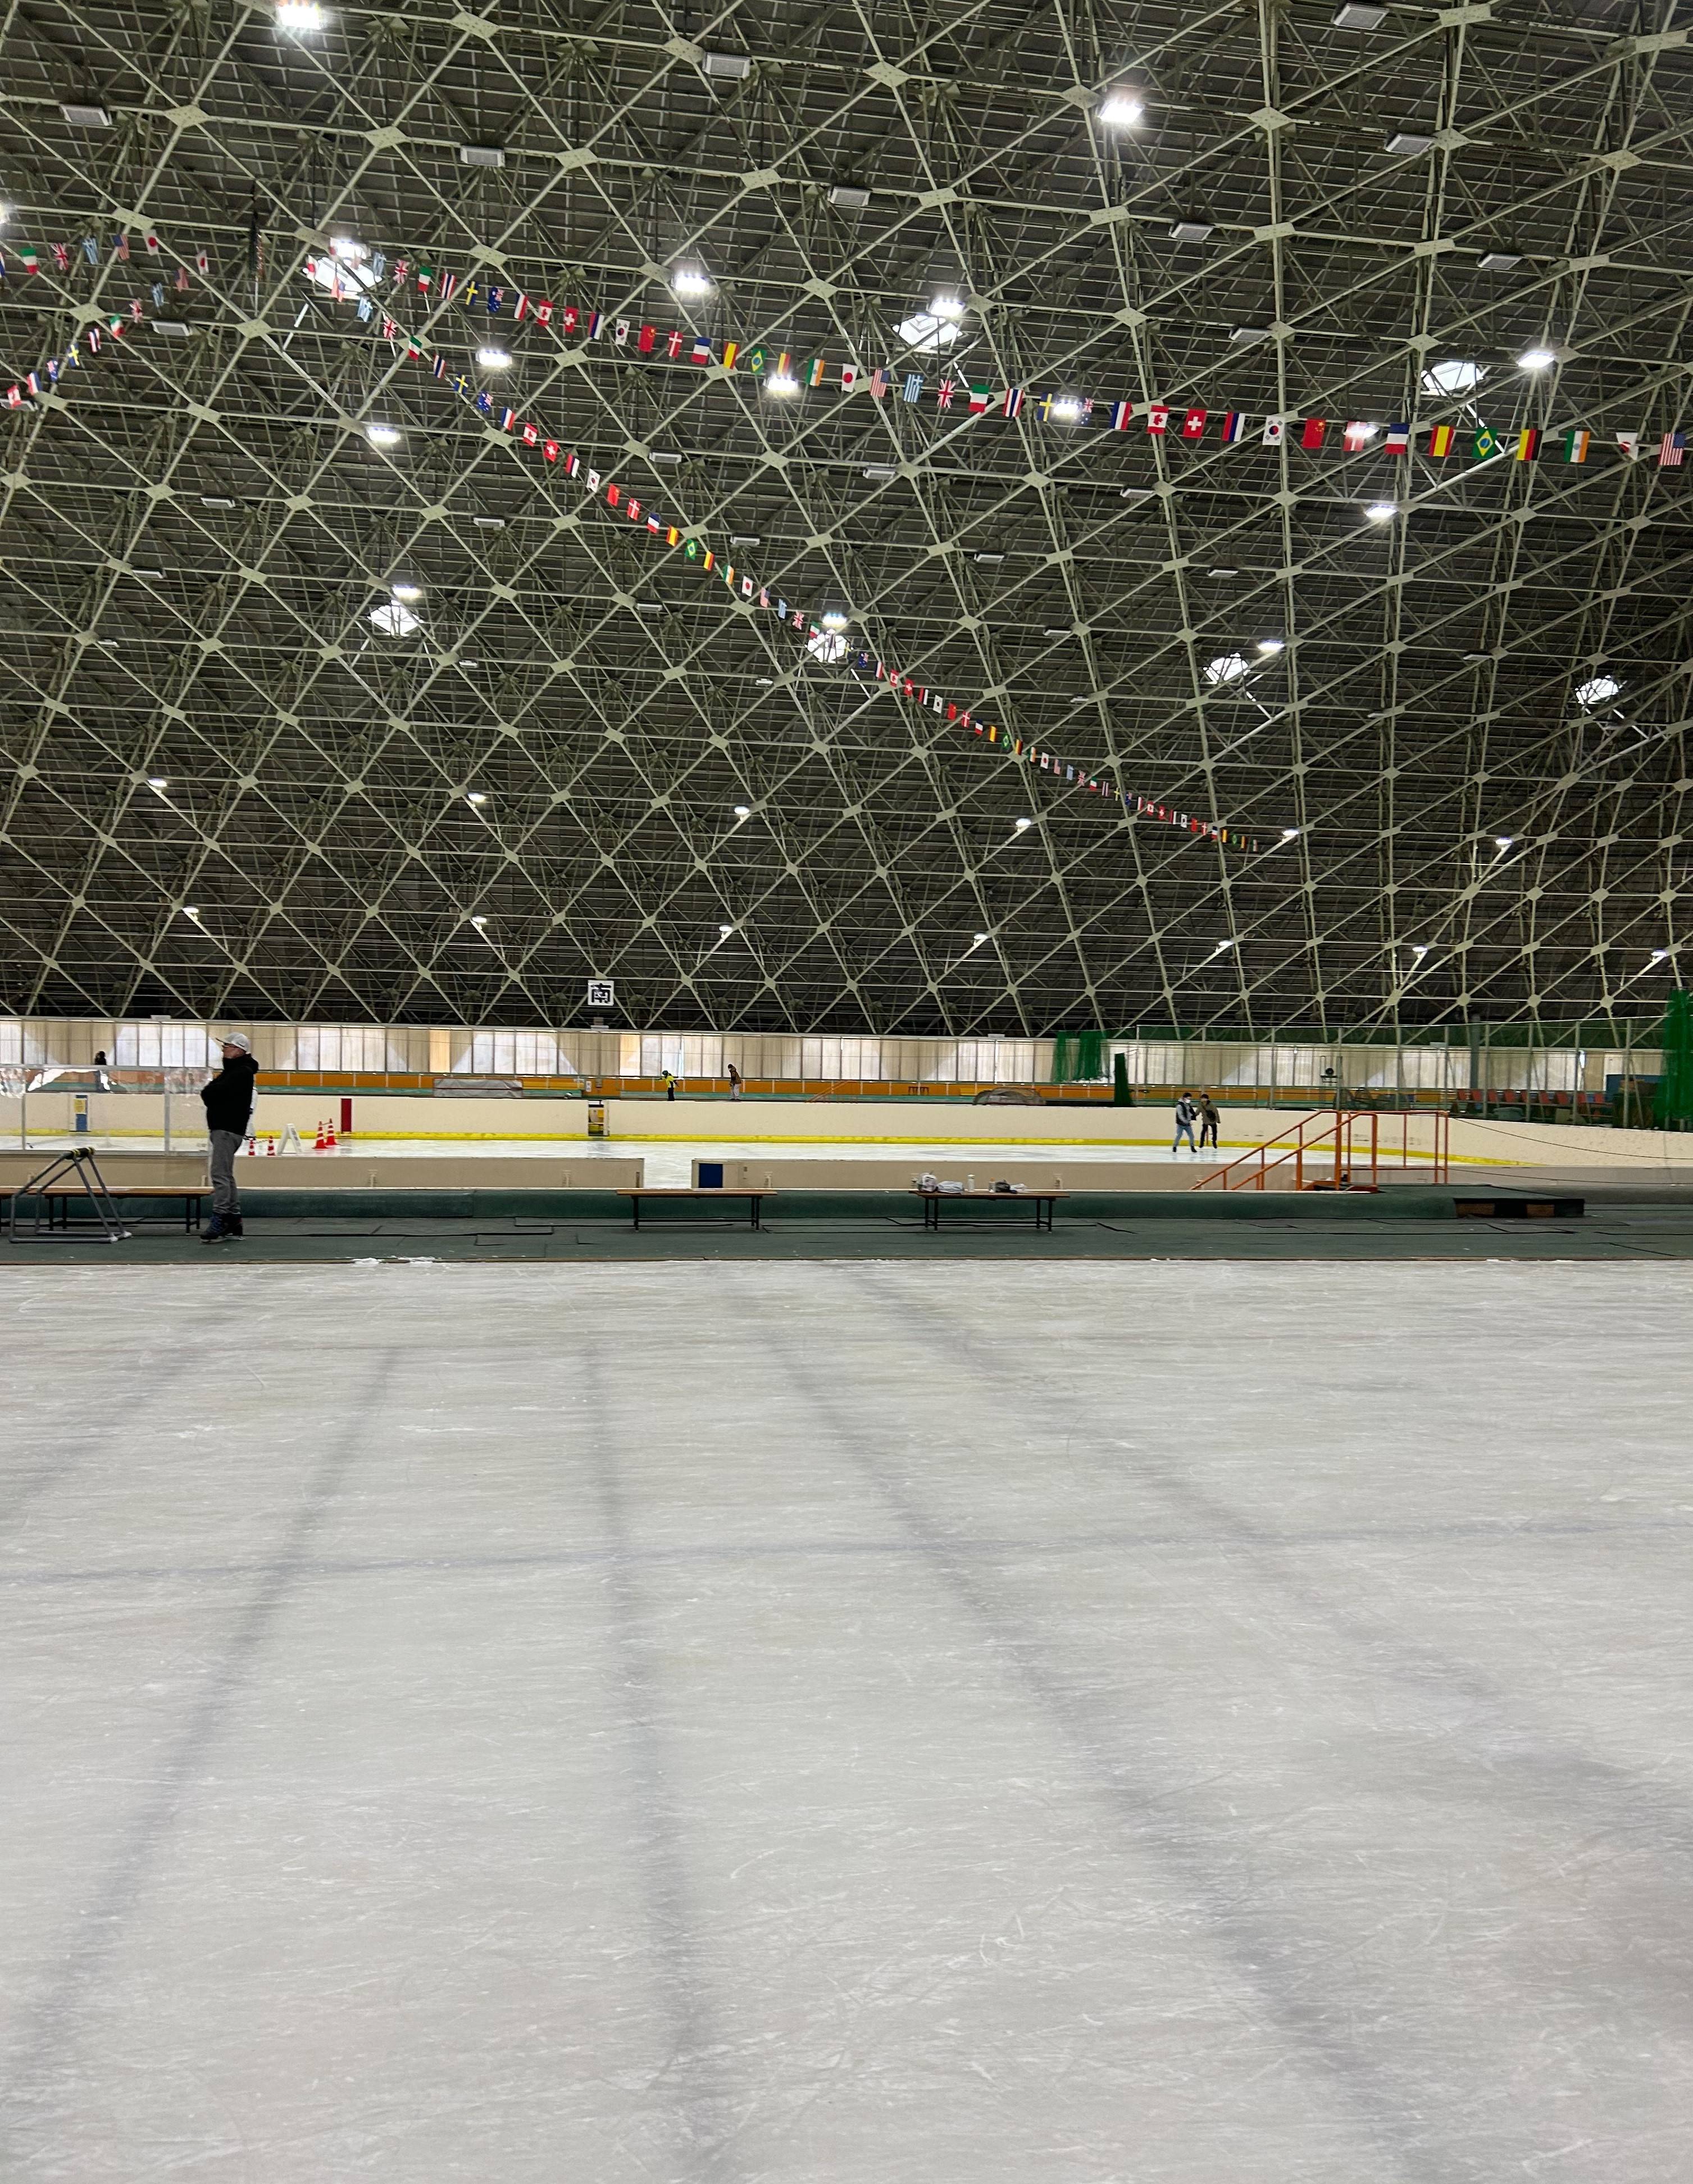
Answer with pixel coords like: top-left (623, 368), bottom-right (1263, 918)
top-left (1, 0), bottom-right (1690, 1038)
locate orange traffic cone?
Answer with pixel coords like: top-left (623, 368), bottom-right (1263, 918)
top-left (245, 1135), bottom-right (256, 1156)
top-left (266, 1135), bottom-right (277, 1155)
top-left (325, 1120), bottom-right (338, 1149)
top-left (313, 1118), bottom-right (327, 1150)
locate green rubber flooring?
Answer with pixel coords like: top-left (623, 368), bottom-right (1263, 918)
top-left (8, 1207), bottom-right (1693, 1263)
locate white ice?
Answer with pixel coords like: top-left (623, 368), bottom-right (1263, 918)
top-left (4, 1261), bottom-right (1692, 2182)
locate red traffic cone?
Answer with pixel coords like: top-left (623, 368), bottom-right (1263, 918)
top-left (266, 1135), bottom-right (277, 1155)
top-left (325, 1119), bottom-right (338, 1149)
top-left (245, 1135), bottom-right (256, 1156)
top-left (313, 1118), bottom-right (327, 1150)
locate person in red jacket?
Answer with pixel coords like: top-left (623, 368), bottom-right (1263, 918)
top-left (200, 1033), bottom-right (259, 1242)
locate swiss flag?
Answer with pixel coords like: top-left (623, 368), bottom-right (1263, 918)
top-left (1181, 408), bottom-right (1207, 438)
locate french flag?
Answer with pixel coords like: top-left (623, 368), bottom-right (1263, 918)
top-left (691, 336), bottom-right (712, 365)
top-left (1109, 401), bottom-right (1132, 430)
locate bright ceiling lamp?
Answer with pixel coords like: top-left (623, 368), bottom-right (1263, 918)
top-left (1014, 816), bottom-right (1032, 831)
top-left (1493, 834), bottom-right (1514, 849)
top-left (671, 266), bottom-right (712, 297)
top-left (1203, 652), bottom-right (1249, 684)
top-left (1365, 501), bottom-right (1397, 521)
top-left (1421, 358), bottom-right (1484, 395)
top-left (732, 803), bottom-right (752, 818)
top-left (1049, 396), bottom-right (1084, 422)
top-left (1098, 90), bottom-right (1144, 126)
top-left (1576, 674), bottom-right (1621, 706)
top-left (821, 610), bottom-right (849, 630)
top-left (929, 293), bottom-right (966, 321)
top-left (766, 368), bottom-right (799, 395)
top-left (476, 346), bottom-right (511, 370)
top-left (276, 0), bottom-right (326, 24)
top-left (1281, 826), bottom-right (1300, 840)
top-left (389, 581), bottom-right (422, 601)
top-left (1256, 637), bottom-right (1285, 654)
top-left (894, 309), bottom-right (959, 354)
top-left (366, 422), bottom-right (401, 448)
top-left (1517, 347), bottom-right (1558, 370)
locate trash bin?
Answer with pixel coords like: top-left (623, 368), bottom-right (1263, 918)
top-left (587, 1099), bottom-right (607, 1138)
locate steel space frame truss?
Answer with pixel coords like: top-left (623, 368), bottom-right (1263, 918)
top-left (0, 0), bottom-right (1690, 1036)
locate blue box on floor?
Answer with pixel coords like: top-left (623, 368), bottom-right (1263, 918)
top-left (698, 1163), bottom-right (724, 1189)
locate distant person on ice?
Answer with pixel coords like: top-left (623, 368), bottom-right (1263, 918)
top-left (201, 1032), bottom-right (258, 1243)
top-left (661, 1068), bottom-right (679, 1102)
top-left (1197, 1092), bottom-right (1220, 1150)
top-left (1172, 1091), bottom-right (1199, 1154)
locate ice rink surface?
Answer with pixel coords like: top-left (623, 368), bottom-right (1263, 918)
top-left (4, 1259), bottom-right (1692, 2183)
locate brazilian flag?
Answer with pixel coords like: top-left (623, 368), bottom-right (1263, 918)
top-left (1473, 425), bottom-right (1503, 461)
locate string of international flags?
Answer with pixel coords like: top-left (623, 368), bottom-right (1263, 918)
top-left (315, 258), bottom-right (1275, 853)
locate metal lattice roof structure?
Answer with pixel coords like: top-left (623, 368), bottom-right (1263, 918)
top-left (1, 0), bottom-right (1690, 1038)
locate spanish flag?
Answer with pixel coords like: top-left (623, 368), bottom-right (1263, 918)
top-left (1428, 423), bottom-right (1455, 457)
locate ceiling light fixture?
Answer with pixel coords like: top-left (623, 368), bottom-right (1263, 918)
top-left (1281, 827), bottom-right (1300, 840)
top-left (729, 534), bottom-right (761, 546)
top-left (1229, 326), bottom-right (1271, 344)
top-left (466, 791), bottom-right (488, 806)
top-left (766, 370), bottom-right (799, 395)
top-left (147, 776), bottom-right (169, 790)
top-left (1421, 358), bottom-right (1483, 395)
top-left (1204, 652), bottom-right (1250, 684)
top-left (1333, 2), bottom-right (1387, 24)
top-left (733, 804), bottom-right (752, 818)
top-left (60, 103), bottom-right (111, 128)
top-left (862, 464), bottom-right (898, 480)
top-left (1169, 221), bottom-right (1213, 243)
top-left (1478, 251), bottom-right (1522, 272)
top-left (1385, 130), bottom-right (1436, 156)
top-left (701, 50), bottom-right (751, 79)
top-left (1212, 939), bottom-right (1235, 953)
top-left (671, 266), bottom-right (713, 296)
top-left (1049, 396), bottom-right (1084, 422)
top-left (1014, 817), bottom-right (1032, 831)
top-left (929, 293), bottom-right (966, 321)
top-left (182, 905), bottom-right (201, 920)
top-left (1494, 835), bottom-right (1515, 849)
top-left (366, 423), bottom-right (401, 448)
top-left (275, 0), bottom-right (326, 25)
top-left (972, 932), bottom-right (991, 946)
top-left (470, 913), bottom-right (488, 927)
top-left (458, 144), bottom-right (506, 168)
top-left (476, 346), bottom-right (512, 369)
top-left (1098, 90), bottom-right (1144, 127)
top-left (1257, 637), bottom-right (1286, 654)
top-left (821, 611), bottom-right (849, 630)
top-left (718, 922), bottom-right (736, 938)
top-left (1517, 347), bottom-right (1557, 370)
top-left (829, 184), bottom-right (871, 213)
top-left (1365, 501), bottom-right (1398, 522)
top-left (199, 495), bottom-right (236, 508)
top-left (894, 310), bottom-right (959, 354)
top-left (389, 581), bottom-right (422, 601)
top-left (1411, 943), bottom-right (1430, 956)
top-left (1576, 674), bottom-right (1622, 706)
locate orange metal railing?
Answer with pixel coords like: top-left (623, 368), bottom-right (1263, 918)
top-left (1193, 1109), bottom-right (1379, 1192)
top-left (1193, 1107), bottom-right (1449, 1191)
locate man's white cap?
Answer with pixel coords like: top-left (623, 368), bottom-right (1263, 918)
top-left (219, 1031), bottom-right (253, 1054)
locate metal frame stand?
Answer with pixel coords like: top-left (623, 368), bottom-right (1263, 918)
top-left (6, 1148), bottom-right (132, 1244)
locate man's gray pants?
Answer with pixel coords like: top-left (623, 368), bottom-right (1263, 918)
top-left (209, 1130), bottom-right (244, 1220)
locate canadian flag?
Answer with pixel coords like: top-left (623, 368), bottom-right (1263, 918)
top-left (1146, 404), bottom-right (1171, 434)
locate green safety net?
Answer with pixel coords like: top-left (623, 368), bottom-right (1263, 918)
top-left (1052, 1030), bottom-right (1107, 1083)
top-left (1113, 1052), bottom-right (1134, 1106)
top-left (1655, 990), bottom-right (1693, 1129)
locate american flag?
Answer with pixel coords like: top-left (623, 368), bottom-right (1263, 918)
top-left (1658, 430), bottom-right (1686, 467)
top-left (870, 368), bottom-right (891, 397)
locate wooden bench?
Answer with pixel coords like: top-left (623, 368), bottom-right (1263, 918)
top-left (618, 1187), bottom-right (773, 1231)
top-left (911, 1188), bottom-right (1068, 1233)
top-left (39, 1182), bottom-right (208, 1233)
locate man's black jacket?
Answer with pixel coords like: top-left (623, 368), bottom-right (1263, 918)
top-left (201, 1053), bottom-right (259, 1135)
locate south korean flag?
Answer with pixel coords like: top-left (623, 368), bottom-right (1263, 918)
top-left (1261, 416), bottom-right (1289, 447)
